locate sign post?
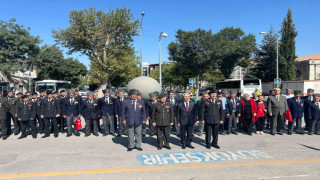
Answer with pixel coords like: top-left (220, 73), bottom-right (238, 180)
top-left (274, 78), bottom-right (281, 88)
top-left (189, 78), bottom-right (196, 94)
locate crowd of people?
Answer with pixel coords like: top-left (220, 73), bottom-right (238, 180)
top-left (0, 87), bottom-right (319, 151)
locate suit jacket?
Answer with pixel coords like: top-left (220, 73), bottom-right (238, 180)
top-left (121, 99), bottom-right (146, 126)
top-left (146, 100), bottom-right (157, 119)
top-left (309, 101), bottom-right (320, 120)
top-left (99, 96), bottom-right (116, 116)
top-left (226, 98), bottom-right (241, 115)
top-left (17, 101), bottom-right (36, 121)
top-left (302, 95), bottom-right (314, 114)
top-left (0, 98), bottom-right (9, 120)
top-left (4, 97), bottom-right (19, 114)
top-left (166, 96), bottom-right (180, 117)
top-left (63, 96), bottom-right (82, 116)
top-left (197, 99), bottom-right (205, 120)
top-left (287, 97), bottom-right (304, 118)
top-left (200, 98), bottom-right (224, 124)
top-left (267, 95), bottom-right (288, 116)
top-left (31, 98), bottom-right (42, 116)
top-left (115, 96), bottom-right (129, 117)
top-left (151, 102), bottom-right (174, 126)
top-left (82, 99), bottom-right (100, 120)
top-left (176, 101), bottom-right (197, 125)
top-left (41, 98), bottom-right (61, 118)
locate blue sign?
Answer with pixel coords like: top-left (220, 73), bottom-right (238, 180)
top-left (189, 78), bottom-right (195, 84)
top-left (274, 78), bottom-right (281, 84)
top-left (189, 83), bottom-right (195, 88)
top-left (137, 149), bottom-right (273, 166)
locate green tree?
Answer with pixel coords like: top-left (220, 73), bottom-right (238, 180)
top-left (202, 70), bottom-right (225, 85)
top-left (279, 8), bottom-right (298, 81)
top-left (0, 18), bottom-right (41, 80)
top-left (53, 7), bottom-right (139, 86)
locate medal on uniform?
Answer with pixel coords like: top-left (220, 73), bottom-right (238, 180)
top-left (139, 105), bottom-right (143, 109)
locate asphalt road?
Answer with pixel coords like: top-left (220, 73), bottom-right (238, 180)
top-left (0, 122), bottom-right (320, 180)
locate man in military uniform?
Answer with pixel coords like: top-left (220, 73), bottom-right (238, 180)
top-left (31, 92), bottom-right (43, 134)
top-left (115, 90), bottom-right (129, 137)
top-left (41, 90), bottom-right (61, 138)
top-left (40, 91), bottom-right (46, 100)
top-left (0, 96), bottom-right (10, 140)
top-left (4, 91), bottom-right (20, 135)
top-left (17, 95), bottom-right (37, 139)
top-left (82, 92), bottom-right (100, 137)
top-left (99, 89), bottom-right (116, 136)
top-left (145, 93), bottom-right (157, 137)
top-left (63, 89), bottom-right (82, 137)
top-left (151, 93), bottom-right (174, 150)
top-left (122, 89), bottom-right (146, 152)
top-left (201, 90), bottom-right (224, 149)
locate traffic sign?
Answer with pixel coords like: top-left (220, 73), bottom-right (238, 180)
top-left (190, 88), bottom-right (195, 93)
top-left (189, 83), bottom-right (195, 88)
top-left (274, 78), bottom-right (281, 84)
top-left (189, 78), bottom-right (195, 84)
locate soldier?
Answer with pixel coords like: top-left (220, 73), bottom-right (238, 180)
top-left (41, 90), bottom-right (61, 138)
top-left (151, 93), bottom-right (174, 150)
top-left (4, 91), bottom-right (20, 135)
top-left (31, 92), bottom-right (43, 134)
top-left (0, 96), bottom-right (10, 140)
top-left (99, 89), bottom-right (116, 136)
top-left (287, 90), bottom-right (304, 135)
top-left (17, 95), bottom-right (37, 139)
top-left (63, 89), bottom-right (82, 137)
top-left (122, 89), bottom-right (146, 152)
top-left (115, 90), bottom-right (129, 137)
top-left (166, 90), bottom-right (180, 136)
top-left (82, 92), bottom-right (100, 137)
top-left (225, 91), bottom-right (241, 135)
top-left (26, 91), bottom-right (32, 99)
top-left (40, 91), bottom-right (46, 99)
top-left (177, 92), bottom-right (197, 149)
top-left (200, 90), bottom-right (224, 149)
top-left (146, 93), bottom-right (157, 137)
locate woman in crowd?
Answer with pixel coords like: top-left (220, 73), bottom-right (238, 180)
top-left (255, 95), bottom-right (267, 135)
top-left (240, 94), bottom-right (257, 136)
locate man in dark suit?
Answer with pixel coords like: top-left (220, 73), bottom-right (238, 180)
top-left (196, 91), bottom-right (209, 136)
top-left (167, 90), bottom-right (180, 135)
top-left (115, 90), bottom-right (129, 137)
top-left (177, 92), bottom-right (197, 149)
top-left (0, 96), bottom-right (10, 140)
top-left (151, 93), bottom-right (174, 150)
top-left (41, 90), bottom-right (61, 138)
top-left (145, 93), bottom-right (157, 136)
top-left (4, 91), bottom-right (20, 135)
top-left (200, 90), bottom-right (224, 149)
top-left (225, 91), bottom-right (241, 135)
top-left (82, 92), bottom-right (100, 137)
top-left (59, 90), bottom-right (67, 133)
top-left (302, 88), bottom-right (314, 131)
top-left (63, 89), bottom-right (82, 137)
top-left (17, 95), bottom-right (37, 139)
top-left (287, 90), bottom-right (304, 135)
top-left (267, 88), bottom-right (288, 135)
top-left (99, 89), bottom-right (116, 136)
top-left (308, 94), bottom-right (320, 135)
top-left (31, 92), bottom-right (43, 134)
top-left (122, 89), bottom-right (146, 152)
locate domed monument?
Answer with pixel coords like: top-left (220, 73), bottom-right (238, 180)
top-left (127, 76), bottom-right (161, 100)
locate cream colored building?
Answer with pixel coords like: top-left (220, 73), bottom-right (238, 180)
top-left (295, 53), bottom-right (320, 80)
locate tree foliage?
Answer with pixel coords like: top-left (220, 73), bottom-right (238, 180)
top-left (202, 70), bottom-right (225, 85)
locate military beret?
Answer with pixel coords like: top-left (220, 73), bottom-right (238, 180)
top-left (294, 90), bottom-right (302, 95)
top-left (149, 93), bottom-right (156, 98)
top-left (231, 91), bottom-right (237, 95)
top-left (21, 95), bottom-right (29, 99)
top-left (129, 89), bottom-right (139, 95)
top-left (68, 89), bottom-right (76, 94)
top-left (307, 89), bottom-right (314, 93)
top-left (158, 93), bottom-right (167, 99)
top-left (168, 90), bottom-right (175, 94)
top-left (46, 90), bottom-right (53, 95)
top-left (32, 92), bottom-right (37, 95)
top-left (102, 89), bottom-right (110, 94)
top-left (110, 92), bottom-right (116, 95)
top-left (154, 91), bottom-right (160, 96)
top-left (87, 92), bottom-right (94, 96)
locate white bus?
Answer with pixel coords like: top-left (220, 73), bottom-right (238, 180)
top-left (35, 80), bottom-right (71, 93)
top-left (215, 78), bottom-right (262, 96)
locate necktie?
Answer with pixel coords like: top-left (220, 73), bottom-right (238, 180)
top-left (317, 103), bottom-right (320, 110)
top-left (71, 98), bottom-right (74, 105)
top-left (121, 98), bottom-right (123, 102)
top-left (214, 99), bottom-right (216, 104)
top-left (134, 101), bottom-right (136, 111)
top-left (277, 95), bottom-right (280, 102)
top-left (186, 102), bottom-right (189, 111)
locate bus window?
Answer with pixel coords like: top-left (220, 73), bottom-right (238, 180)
top-left (216, 81), bottom-right (240, 89)
top-left (243, 79), bottom-right (260, 86)
top-left (36, 83), bottom-right (55, 91)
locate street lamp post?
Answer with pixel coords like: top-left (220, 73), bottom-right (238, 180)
top-left (140, 12), bottom-right (145, 76)
top-left (259, 31), bottom-right (279, 79)
top-left (159, 32), bottom-right (168, 89)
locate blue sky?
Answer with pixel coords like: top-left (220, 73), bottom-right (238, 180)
top-left (0, 0), bottom-right (319, 69)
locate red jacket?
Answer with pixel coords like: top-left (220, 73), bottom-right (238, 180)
top-left (240, 99), bottom-right (257, 122)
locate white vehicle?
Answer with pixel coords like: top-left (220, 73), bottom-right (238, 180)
top-left (262, 80), bottom-right (320, 96)
top-left (35, 80), bottom-right (71, 93)
top-left (215, 78), bottom-right (262, 97)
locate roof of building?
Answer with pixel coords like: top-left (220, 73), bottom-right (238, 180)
top-left (296, 53), bottom-right (320, 62)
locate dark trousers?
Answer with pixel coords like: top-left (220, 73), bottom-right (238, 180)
top-left (7, 112), bottom-right (19, 134)
top-left (271, 113), bottom-right (283, 133)
top-left (59, 116), bottom-right (65, 131)
top-left (219, 110), bottom-right (226, 133)
top-left (288, 117), bottom-right (302, 133)
top-left (180, 123), bottom-right (193, 145)
top-left (21, 120), bottom-right (36, 136)
top-left (44, 117), bottom-right (59, 135)
top-left (0, 118), bottom-right (8, 137)
top-left (156, 126), bottom-right (170, 147)
top-left (85, 119), bottom-right (98, 135)
top-left (226, 112), bottom-right (238, 133)
top-left (243, 117), bottom-right (253, 134)
top-left (308, 118), bottom-right (320, 134)
top-left (304, 112), bottom-right (309, 130)
top-left (148, 118), bottom-right (156, 135)
top-left (256, 117), bottom-right (265, 131)
top-left (35, 115), bottom-right (43, 132)
top-left (205, 123), bottom-right (219, 146)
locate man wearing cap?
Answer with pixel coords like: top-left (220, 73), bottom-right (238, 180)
top-left (287, 90), bottom-right (304, 135)
top-left (40, 91), bottom-right (46, 100)
top-left (4, 91), bottom-right (20, 135)
top-left (63, 89), bottom-right (82, 137)
top-left (217, 90), bottom-right (227, 135)
top-left (200, 90), bottom-right (224, 149)
top-left (99, 89), bottom-right (116, 136)
top-left (41, 90), bottom-right (61, 138)
top-left (196, 91), bottom-right (209, 136)
top-left (122, 89), bottom-right (146, 151)
top-left (151, 93), bottom-right (174, 150)
top-left (17, 95), bottom-right (37, 139)
top-left (303, 89), bottom-right (315, 131)
top-left (59, 90), bottom-right (67, 133)
top-left (177, 92), bottom-right (197, 149)
top-left (82, 92), bottom-right (100, 137)
top-left (145, 93), bottom-right (157, 136)
top-left (115, 90), bottom-right (129, 137)
top-left (31, 92), bottom-right (44, 134)
top-left (225, 91), bottom-right (241, 135)
top-left (167, 90), bottom-right (180, 136)
top-left (308, 94), bottom-right (320, 135)
top-left (267, 88), bottom-right (288, 135)
top-left (0, 95), bottom-right (10, 140)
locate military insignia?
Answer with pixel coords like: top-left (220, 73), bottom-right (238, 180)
top-left (139, 105), bottom-right (143, 109)
top-left (217, 102), bottom-right (221, 105)
top-left (94, 103), bottom-right (97, 106)
top-left (110, 101), bottom-right (113, 104)
top-left (167, 110), bottom-right (170, 112)
top-left (301, 104), bottom-right (303, 107)
top-left (237, 103), bottom-right (240, 106)
top-left (74, 101), bottom-right (78, 105)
